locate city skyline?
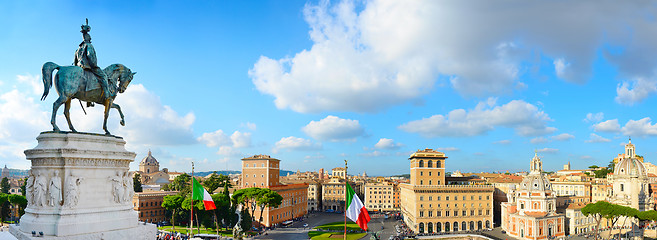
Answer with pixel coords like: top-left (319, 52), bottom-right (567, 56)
top-left (2, 1), bottom-right (657, 176)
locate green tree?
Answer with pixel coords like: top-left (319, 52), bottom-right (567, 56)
top-left (20, 178), bottom-right (27, 197)
top-left (0, 177), bottom-right (9, 194)
top-left (203, 172), bottom-right (230, 194)
top-left (182, 195), bottom-right (207, 234)
top-left (589, 165), bottom-right (600, 169)
top-left (211, 193), bottom-right (231, 234)
top-left (8, 194), bottom-right (27, 220)
top-left (616, 205), bottom-right (638, 239)
top-left (256, 189), bottom-right (283, 227)
top-left (0, 193), bottom-right (7, 226)
top-left (133, 173), bottom-right (143, 193)
top-left (232, 188), bottom-right (265, 225)
top-left (162, 195), bottom-right (184, 230)
top-left (593, 168), bottom-right (613, 178)
top-left (170, 173), bottom-right (191, 195)
top-left (582, 201), bottom-right (612, 240)
top-left (608, 160), bottom-right (615, 172)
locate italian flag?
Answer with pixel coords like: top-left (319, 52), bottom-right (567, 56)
top-left (346, 183), bottom-right (370, 231)
top-left (192, 178), bottom-right (216, 210)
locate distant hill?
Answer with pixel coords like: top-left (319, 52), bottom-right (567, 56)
top-left (391, 174), bottom-right (410, 178)
top-left (192, 170), bottom-right (295, 177)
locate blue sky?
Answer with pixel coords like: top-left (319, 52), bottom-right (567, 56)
top-left (2, 1), bottom-right (657, 176)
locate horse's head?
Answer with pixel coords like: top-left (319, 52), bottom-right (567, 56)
top-left (118, 70), bottom-right (135, 93)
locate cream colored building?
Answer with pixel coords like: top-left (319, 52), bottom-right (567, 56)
top-left (400, 149), bottom-right (494, 234)
top-left (551, 181), bottom-right (591, 197)
top-left (564, 203), bottom-right (595, 235)
top-left (322, 177), bottom-right (355, 211)
top-left (307, 181), bottom-right (322, 212)
top-left (365, 182), bottom-right (396, 212)
top-left (332, 167), bottom-right (346, 179)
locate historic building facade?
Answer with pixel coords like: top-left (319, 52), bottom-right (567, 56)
top-left (501, 153), bottom-right (565, 240)
top-left (132, 191), bottom-right (179, 223)
top-left (400, 149), bottom-right (494, 234)
top-left (365, 182), bottom-right (396, 212)
top-left (240, 154), bottom-right (307, 227)
top-left (135, 151), bottom-right (171, 186)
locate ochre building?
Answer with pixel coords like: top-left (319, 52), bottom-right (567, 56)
top-left (241, 155), bottom-right (308, 227)
top-left (400, 149), bottom-right (494, 234)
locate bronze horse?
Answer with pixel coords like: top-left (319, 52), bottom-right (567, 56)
top-left (41, 62), bottom-right (135, 135)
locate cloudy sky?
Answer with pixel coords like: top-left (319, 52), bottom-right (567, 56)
top-left (2, 0), bottom-right (657, 176)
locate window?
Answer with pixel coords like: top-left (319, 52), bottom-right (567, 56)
top-left (420, 171), bottom-right (423, 176)
top-left (419, 211), bottom-right (424, 217)
top-left (429, 196), bottom-right (433, 201)
top-left (437, 196), bottom-right (441, 200)
top-left (446, 211), bottom-right (450, 216)
top-left (419, 160), bottom-right (424, 167)
top-left (462, 210), bottom-right (467, 216)
top-left (446, 196), bottom-right (449, 201)
top-left (462, 196), bottom-right (465, 200)
top-left (429, 172), bottom-right (432, 176)
top-left (479, 196), bottom-right (482, 200)
top-left (429, 180), bottom-right (432, 185)
top-left (245, 164), bottom-right (249, 167)
top-left (428, 211), bottom-right (433, 217)
top-left (420, 180), bottom-right (423, 185)
top-left (471, 196), bottom-right (474, 200)
top-left (437, 211), bottom-right (442, 216)
top-left (262, 163), bottom-right (265, 167)
top-left (454, 211), bottom-right (458, 216)
top-left (420, 196), bottom-right (424, 201)
top-left (621, 184), bottom-right (624, 191)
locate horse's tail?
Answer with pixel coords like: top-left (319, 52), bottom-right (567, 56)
top-left (41, 62), bottom-right (60, 101)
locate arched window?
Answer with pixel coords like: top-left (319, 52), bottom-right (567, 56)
top-left (453, 222), bottom-right (459, 231)
top-left (436, 161), bottom-right (441, 168)
top-left (478, 221), bottom-right (482, 230)
top-left (462, 221), bottom-right (467, 231)
top-left (436, 222), bottom-right (442, 232)
top-left (427, 161), bottom-right (433, 168)
top-left (419, 160), bottom-right (424, 167)
top-left (445, 222), bottom-right (450, 232)
top-left (427, 222), bottom-right (433, 233)
top-left (470, 221), bottom-right (475, 230)
top-left (418, 223), bottom-right (425, 233)
top-left (486, 220), bottom-right (491, 228)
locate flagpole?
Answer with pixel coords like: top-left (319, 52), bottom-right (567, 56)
top-left (190, 161), bottom-right (194, 238)
top-left (344, 159), bottom-right (348, 240)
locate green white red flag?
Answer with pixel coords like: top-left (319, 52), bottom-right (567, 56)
top-left (345, 183), bottom-right (370, 231)
top-left (192, 178), bottom-right (216, 210)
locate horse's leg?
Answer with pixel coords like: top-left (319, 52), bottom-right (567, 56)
top-left (110, 103), bottom-right (125, 126)
top-left (64, 99), bottom-right (77, 132)
top-left (103, 99), bottom-right (112, 135)
top-left (50, 96), bottom-right (67, 132)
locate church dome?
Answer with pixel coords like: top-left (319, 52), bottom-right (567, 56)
top-left (140, 150), bottom-right (159, 166)
top-left (518, 153), bottom-right (552, 192)
top-left (614, 157), bottom-right (646, 177)
top-left (518, 173), bottom-right (552, 192)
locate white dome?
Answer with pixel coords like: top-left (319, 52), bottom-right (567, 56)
top-left (518, 173), bottom-right (552, 192)
top-left (614, 157), bottom-right (646, 177)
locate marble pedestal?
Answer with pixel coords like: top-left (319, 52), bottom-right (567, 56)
top-left (10, 132), bottom-right (156, 240)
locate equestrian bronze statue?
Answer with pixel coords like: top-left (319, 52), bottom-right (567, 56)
top-left (40, 19), bottom-right (135, 135)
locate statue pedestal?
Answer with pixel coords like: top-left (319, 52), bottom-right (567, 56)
top-left (10, 132), bottom-right (156, 239)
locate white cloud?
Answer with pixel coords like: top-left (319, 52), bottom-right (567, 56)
top-left (530, 137), bottom-right (548, 144)
top-left (553, 58), bottom-right (570, 80)
top-left (17, 74), bottom-right (42, 95)
top-left (580, 155), bottom-right (593, 160)
top-left (241, 122), bottom-right (257, 131)
top-left (621, 117), bottom-right (657, 137)
top-left (231, 131), bottom-right (252, 148)
top-left (217, 146), bottom-right (241, 157)
top-left (0, 89), bottom-right (49, 166)
top-left (437, 147), bottom-right (459, 152)
top-left (374, 138), bottom-right (403, 150)
top-left (585, 133), bottom-right (611, 143)
top-left (359, 151), bottom-right (388, 157)
top-left (493, 140), bottom-right (511, 144)
top-left (112, 84), bottom-right (196, 146)
top-left (399, 98), bottom-right (556, 137)
top-left (273, 136), bottom-right (322, 153)
top-left (584, 112), bottom-right (604, 123)
top-left (302, 115), bottom-right (365, 141)
top-left (552, 133), bottom-right (574, 141)
top-left (593, 119), bottom-right (621, 132)
top-left (616, 77), bottom-right (657, 105)
top-left (198, 130), bottom-right (230, 147)
top-left (250, 1), bottom-right (657, 112)
top-left (536, 148), bottom-right (558, 154)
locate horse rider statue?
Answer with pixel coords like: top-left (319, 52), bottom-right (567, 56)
top-left (74, 18), bottom-right (112, 99)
